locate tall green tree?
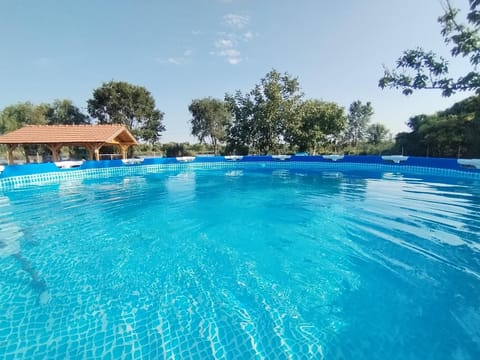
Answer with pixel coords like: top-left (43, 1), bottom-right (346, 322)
top-left (45, 99), bottom-right (90, 125)
top-left (379, 0), bottom-right (480, 96)
top-left (87, 81), bottom-right (166, 144)
top-left (344, 101), bottom-right (374, 147)
top-left (225, 69), bottom-right (303, 154)
top-left (395, 114), bottom-right (434, 156)
top-left (392, 96), bottom-right (479, 157)
top-left (188, 98), bottom-right (231, 154)
top-left (288, 100), bottom-right (346, 154)
top-left (366, 123), bottom-right (389, 145)
top-left (441, 94), bottom-right (480, 155)
top-left (224, 90), bottom-right (256, 155)
top-left (414, 114), bottom-right (471, 157)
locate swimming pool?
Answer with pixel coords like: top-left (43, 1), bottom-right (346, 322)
top-left (1, 165), bottom-right (479, 359)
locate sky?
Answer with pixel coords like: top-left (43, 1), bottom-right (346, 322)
top-left (0, 0), bottom-right (474, 142)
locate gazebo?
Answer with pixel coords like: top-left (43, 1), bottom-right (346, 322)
top-left (0, 124), bottom-right (137, 165)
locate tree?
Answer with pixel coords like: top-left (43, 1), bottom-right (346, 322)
top-left (188, 98), bottom-right (231, 154)
top-left (379, 0), bottom-right (480, 96)
top-left (137, 114), bottom-right (165, 147)
top-left (45, 99), bottom-right (90, 125)
top-left (0, 102), bottom-right (49, 162)
top-left (344, 101), bottom-right (373, 147)
top-left (225, 69), bottom-right (303, 154)
top-left (224, 90), bottom-right (256, 154)
top-left (366, 123), bottom-right (389, 145)
top-left (391, 96), bottom-right (479, 157)
top-left (87, 81), bottom-right (166, 145)
top-left (43, 99), bottom-right (91, 159)
top-left (0, 102), bottom-right (48, 134)
top-left (288, 100), bottom-right (346, 154)
top-left (418, 114), bottom-right (471, 157)
top-left (162, 142), bottom-right (193, 157)
top-left (441, 94), bottom-right (480, 155)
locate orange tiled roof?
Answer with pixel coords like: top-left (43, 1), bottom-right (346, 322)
top-left (0, 124), bottom-right (137, 145)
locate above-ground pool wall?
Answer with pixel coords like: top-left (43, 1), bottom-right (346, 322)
top-left (0, 155), bottom-right (479, 189)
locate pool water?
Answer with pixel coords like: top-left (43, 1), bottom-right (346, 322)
top-left (0, 168), bottom-right (479, 359)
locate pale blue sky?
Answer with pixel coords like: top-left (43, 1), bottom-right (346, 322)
top-left (0, 0), bottom-right (473, 142)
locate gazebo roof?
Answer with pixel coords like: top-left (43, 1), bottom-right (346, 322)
top-left (0, 124), bottom-right (137, 145)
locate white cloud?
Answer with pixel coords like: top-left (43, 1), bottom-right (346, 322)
top-left (215, 38), bottom-right (235, 48)
top-left (156, 49), bottom-right (193, 65)
top-left (214, 36), bottom-right (242, 64)
top-left (211, 13), bottom-right (253, 64)
top-left (243, 31), bottom-right (254, 41)
top-left (156, 51), bottom-right (192, 65)
top-left (219, 48), bottom-right (240, 58)
top-left (227, 57), bottom-right (241, 65)
top-left (167, 57), bottom-right (181, 65)
top-left (223, 14), bottom-right (249, 29)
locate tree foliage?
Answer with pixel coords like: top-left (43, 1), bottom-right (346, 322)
top-left (225, 70), bottom-right (303, 154)
top-left (224, 90), bottom-right (256, 155)
top-left (392, 95), bottom-right (480, 157)
top-left (379, 0), bottom-right (480, 96)
top-left (344, 101), bottom-right (374, 147)
top-left (0, 102), bottom-right (48, 134)
top-left (45, 99), bottom-right (90, 125)
top-left (87, 81), bottom-right (165, 144)
top-left (288, 100), bottom-right (346, 154)
top-left (188, 98), bottom-right (231, 154)
top-left (0, 102), bottom-right (50, 162)
top-left (223, 71), bottom-right (384, 154)
top-left (367, 123), bottom-right (390, 145)
top-left (0, 72), bottom-right (394, 158)
top-left (0, 100), bottom-right (89, 132)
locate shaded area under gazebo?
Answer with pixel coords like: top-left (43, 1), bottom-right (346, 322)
top-left (0, 124), bottom-right (137, 165)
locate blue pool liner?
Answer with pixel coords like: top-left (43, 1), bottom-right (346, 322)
top-left (0, 155), bottom-right (479, 188)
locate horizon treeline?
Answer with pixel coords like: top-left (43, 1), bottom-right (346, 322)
top-left (1, 70), bottom-right (479, 159)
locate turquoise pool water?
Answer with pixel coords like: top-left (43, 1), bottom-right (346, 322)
top-left (0, 168), bottom-right (479, 359)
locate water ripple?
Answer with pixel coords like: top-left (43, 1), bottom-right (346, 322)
top-left (0, 170), bottom-right (479, 359)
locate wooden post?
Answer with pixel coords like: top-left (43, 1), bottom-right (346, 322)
top-left (85, 143), bottom-right (104, 161)
top-left (94, 143), bottom-right (104, 161)
top-left (85, 144), bottom-right (94, 160)
top-left (118, 144), bottom-right (129, 160)
top-left (46, 144), bottom-right (63, 162)
top-left (7, 144), bottom-right (18, 165)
